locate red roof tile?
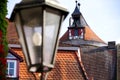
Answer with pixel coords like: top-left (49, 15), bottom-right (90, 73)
top-left (12, 48), bottom-right (86, 80)
top-left (7, 21), bottom-right (19, 44)
top-left (60, 30), bottom-right (69, 41)
top-left (47, 51), bottom-right (86, 80)
top-left (60, 26), bottom-right (104, 43)
top-left (85, 26), bottom-right (104, 43)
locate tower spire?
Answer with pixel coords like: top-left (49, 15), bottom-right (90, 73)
top-left (75, 0), bottom-right (80, 9)
top-left (68, 1), bottom-right (85, 40)
top-left (75, 0), bottom-right (78, 5)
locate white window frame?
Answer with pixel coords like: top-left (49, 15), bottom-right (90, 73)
top-left (7, 60), bottom-right (17, 78)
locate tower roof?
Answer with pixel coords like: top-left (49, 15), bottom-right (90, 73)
top-left (60, 2), bottom-right (106, 46)
top-left (72, 3), bottom-right (81, 18)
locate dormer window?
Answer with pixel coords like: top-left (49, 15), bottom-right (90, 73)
top-left (6, 53), bottom-right (18, 78)
top-left (6, 50), bottom-right (23, 79)
top-left (7, 60), bottom-right (17, 78)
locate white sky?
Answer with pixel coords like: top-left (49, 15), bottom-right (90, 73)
top-left (7, 0), bottom-right (120, 44)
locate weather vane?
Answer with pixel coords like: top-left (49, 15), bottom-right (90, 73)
top-left (75, 0), bottom-right (81, 6)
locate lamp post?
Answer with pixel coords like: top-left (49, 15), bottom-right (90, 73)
top-left (10, 0), bottom-right (68, 79)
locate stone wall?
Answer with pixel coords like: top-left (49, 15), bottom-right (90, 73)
top-left (81, 45), bottom-right (116, 80)
top-left (117, 44), bottom-right (120, 80)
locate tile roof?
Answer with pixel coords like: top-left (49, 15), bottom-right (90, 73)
top-left (12, 48), bottom-right (87, 80)
top-left (60, 25), bottom-right (105, 44)
top-left (7, 21), bottom-right (19, 44)
top-left (47, 50), bottom-right (86, 80)
top-left (84, 26), bottom-right (104, 43)
top-left (10, 45), bottom-right (116, 80)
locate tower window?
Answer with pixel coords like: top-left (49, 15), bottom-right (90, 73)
top-left (74, 29), bottom-right (79, 36)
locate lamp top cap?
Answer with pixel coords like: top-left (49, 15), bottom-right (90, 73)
top-left (17, 0), bottom-right (68, 13)
top-left (45, 0), bottom-right (69, 18)
top-left (10, 0), bottom-right (69, 21)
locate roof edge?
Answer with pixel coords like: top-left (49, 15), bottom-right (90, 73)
top-left (9, 49), bottom-right (23, 62)
top-left (75, 52), bottom-right (89, 80)
top-left (58, 46), bottom-right (79, 51)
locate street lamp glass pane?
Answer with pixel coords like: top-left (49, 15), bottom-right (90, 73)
top-left (20, 7), bottom-right (43, 65)
top-left (15, 13), bottom-right (30, 66)
top-left (43, 8), bottom-right (61, 66)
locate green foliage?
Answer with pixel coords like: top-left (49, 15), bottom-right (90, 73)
top-left (0, 0), bottom-right (8, 80)
top-left (0, 0), bottom-right (8, 55)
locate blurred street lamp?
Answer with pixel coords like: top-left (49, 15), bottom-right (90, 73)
top-left (10, 0), bottom-right (68, 79)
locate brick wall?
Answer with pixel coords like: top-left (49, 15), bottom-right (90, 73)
top-left (81, 45), bottom-right (116, 80)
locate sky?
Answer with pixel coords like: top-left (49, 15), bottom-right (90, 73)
top-left (7, 0), bottom-right (120, 44)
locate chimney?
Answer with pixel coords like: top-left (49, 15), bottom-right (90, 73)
top-left (108, 41), bottom-right (116, 49)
